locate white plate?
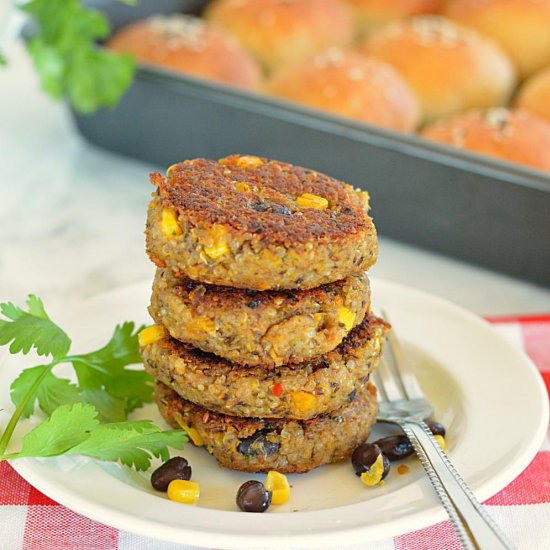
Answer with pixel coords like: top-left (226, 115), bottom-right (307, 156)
top-left (1, 280), bottom-right (547, 549)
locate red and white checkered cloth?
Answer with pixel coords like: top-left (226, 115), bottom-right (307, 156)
top-left (1, 316), bottom-right (549, 550)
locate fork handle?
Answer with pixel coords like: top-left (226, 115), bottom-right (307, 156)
top-left (400, 419), bottom-right (514, 550)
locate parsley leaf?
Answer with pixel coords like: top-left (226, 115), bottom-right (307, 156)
top-left (0, 295), bottom-right (71, 358)
top-left (22, 0), bottom-right (135, 113)
top-left (3, 405), bottom-right (186, 471)
top-left (10, 365), bottom-right (80, 418)
top-left (71, 322), bottom-right (153, 421)
top-left (68, 420), bottom-right (187, 470)
top-left (9, 403), bottom-right (100, 458)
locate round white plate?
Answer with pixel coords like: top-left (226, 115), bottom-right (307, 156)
top-left (0, 280), bottom-right (547, 549)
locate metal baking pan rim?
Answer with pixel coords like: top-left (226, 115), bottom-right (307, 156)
top-left (131, 61), bottom-right (550, 192)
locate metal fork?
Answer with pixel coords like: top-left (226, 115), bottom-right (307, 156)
top-left (373, 312), bottom-right (514, 550)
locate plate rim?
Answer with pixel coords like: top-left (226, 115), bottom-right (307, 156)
top-left (4, 278), bottom-right (549, 549)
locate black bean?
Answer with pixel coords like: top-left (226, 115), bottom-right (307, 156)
top-left (247, 300), bottom-right (261, 309)
top-left (252, 201), bottom-right (291, 215)
top-left (374, 436), bottom-right (414, 462)
top-left (237, 430), bottom-right (280, 457)
top-left (347, 389), bottom-right (357, 403)
top-left (426, 420), bottom-right (446, 437)
top-left (351, 443), bottom-right (390, 480)
top-left (236, 480), bottom-right (271, 512)
top-left (151, 457), bottom-right (192, 492)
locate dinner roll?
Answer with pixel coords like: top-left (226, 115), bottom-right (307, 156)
top-left (360, 16), bottom-right (516, 124)
top-left (445, 0), bottom-right (550, 79)
top-left (345, 0), bottom-right (444, 33)
top-left (267, 49), bottom-right (419, 131)
top-left (107, 14), bottom-right (261, 89)
top-left (516, 66), bottom-right (550, 123)
top-left (204, 0), bottom-right (354, 73)
top-left (421, 108), bottom-right (550, 172)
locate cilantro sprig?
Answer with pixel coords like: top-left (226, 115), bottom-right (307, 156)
top-left (0, 295), bottom-right (186, 470)
top-left (11, 0), bottom-right (137, 113)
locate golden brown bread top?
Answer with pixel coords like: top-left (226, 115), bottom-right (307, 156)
top-left (421, 108), bottom-right (550, 172)
top-left (360, 16), bottom-right (516, 123)
top-left (154, 313), bottom-right (388, 374)
top-left (151, 155), bottom-right (374, 246)
top-left (516, 66), bottom-right (550, 123)
top-left (205, 0), bottom-right (354, 72)
top-left (107, 14), bottom-right (261, 89)
top-left (444, 0), bottom-right (550, 79)
top-left (267, 49), bottom-right (419, 131)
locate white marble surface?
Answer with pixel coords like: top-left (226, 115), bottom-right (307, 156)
top-left (1, 41), bottom-right (550, 315)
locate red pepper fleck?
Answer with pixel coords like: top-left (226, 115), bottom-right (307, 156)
top-left (272, 383), bottom-right (283, 396)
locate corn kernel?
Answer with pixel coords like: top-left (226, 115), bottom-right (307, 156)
top-left (161, 209), bottom-right (183, 237)
top-left (337, 306), bottom-right (356, 332)
top-left (265, 471), bottom-right (290, 505)
top-left (235, 155), bottom-right (264, 169)
top-left (194, 317), bottom-right (215, 333)
top-left (290, 391), bottom-right (316, 414)
top-left (296, 193), bottom-right (328, 210)
top-left (203, 241), bottom-right (230, 259)
top-left (174, 413), bottom-right (204, 447)
top-left (234, 181), bottom-right (251, 192)
top-left (138, 325), bottom-right (167, 347)
top-left (360, 454), bottom-right (386, 486)
top-left (434, 434), bottom-right (447, 453)
top-left (360, 191), bottom-right (371, 210)
top-left (167, 480), bottom-right (200, 505)
top-left (167, 163), bottom-right (179, 176)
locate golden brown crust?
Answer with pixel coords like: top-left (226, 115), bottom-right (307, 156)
top-left (145, 155), bottom-right (378, 290)
top-left (421, 108), bottom-right (550, 172)
top-left (141, 314), bottom-right (387, 418)
top-left (516, 66), bottom-right (550, 124)
top-left (444, 0), bottom-right (550, 79)
top-left (159, 156), bottom-right (371, 245)
top-left (205, 0), bottom-right (354, 72)
top-left (267, 49), bottom-right (419, 131)
top-left (155, 380), bottom-right (379, 473)
top-left (346, 0), bottom-right (444, 32)
top-left (360, 15), bottom-right (516, 124)
top-left (107, 14), bottom-right (261, 90)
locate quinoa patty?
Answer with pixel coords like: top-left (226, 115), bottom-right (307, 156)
top-left (146, 155), bottom-right (378, 290)
top-left (155, 380), bottom-right (379, 473)
top-left (149, 268), bottom-right (371, 366)
top-left (141, 314), bottom-right (387, 419)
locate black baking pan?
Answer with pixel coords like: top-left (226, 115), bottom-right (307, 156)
top-left (71, 0), bottom-right (550, 287)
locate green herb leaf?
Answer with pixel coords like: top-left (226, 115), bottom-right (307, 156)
top-left (68, 421), bottom-right (187, 470)
top-left (9, 403), bottom-right (99, 458)
top-left (10, 365), bottom-right (80, 418)
top-left (0, 295), bottom-right (71, 358)
top-left (21, 0), bottom-right (135, 113)
top-left (70, 322), bottom-right (153, 421)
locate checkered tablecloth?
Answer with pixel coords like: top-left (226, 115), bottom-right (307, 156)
top-left (1, 315), bottom-right (549, 550)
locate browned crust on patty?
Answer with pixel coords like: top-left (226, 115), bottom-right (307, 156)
top-left (140, 313), bottom-right (387, 418)
top-left (155, 380), bottom-right (379, 473)
top-left (145, 155), bottom-right (378, 290)
top-left (149, 268), bottom-right (371, 366)
top-left (157, 156), bottom-right (373, 246)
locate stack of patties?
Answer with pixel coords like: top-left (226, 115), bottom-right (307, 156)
top-left (139, 155), bottom-right (387, 473)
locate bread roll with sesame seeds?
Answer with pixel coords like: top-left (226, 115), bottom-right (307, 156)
top-left (360, 16), bottom-right (516, 124)
top-left (516, 66), bottom-right (550, 124)
top-left (107, 14), bottom-right (261, 90)
top-left (204, 0), bottom-right (354, 73)
top-left (421, 108), bottom-right (550, 172)
top-left (445, 0), bottom-right (550, 79)
top-left (345, 0), bottom-right (444, 34)
top-left (267, 49), bottom-right (419, 131)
